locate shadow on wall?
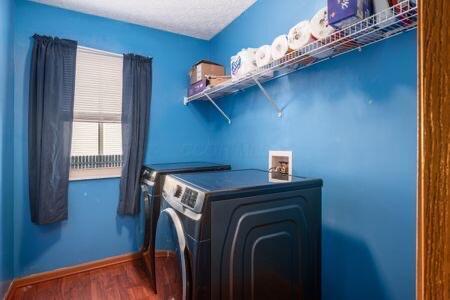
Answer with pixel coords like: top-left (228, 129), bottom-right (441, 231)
top-left (322, 226), bottom-right (388, 300)
top-left (115, 212), bottom-right (143, 250)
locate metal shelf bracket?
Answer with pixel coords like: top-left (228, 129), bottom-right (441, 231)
top-left (253, 78), bottom-right (283, 118)
top-left (205, 94), bottom-right (232, 124)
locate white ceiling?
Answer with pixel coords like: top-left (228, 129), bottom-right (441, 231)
top-left (30, 0), bottom-right (256, 40)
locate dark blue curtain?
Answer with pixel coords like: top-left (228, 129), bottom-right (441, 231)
top-left (118, 54), bottom-right (152, 215)
top-left (28, 35), bottom-right (77, 224)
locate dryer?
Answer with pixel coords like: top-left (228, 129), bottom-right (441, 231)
top-left (155, 169), bottom-right (322, 300)
top-left (140, 162), bottom-right (230, 292)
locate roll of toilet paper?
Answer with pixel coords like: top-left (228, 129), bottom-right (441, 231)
top-left (271, 35), bottom-right (290, 61)
top-left (255, 45), bottom-right (273, 67)
top-left (310, 7), bottom-right (335, 40)
top-left (288, 21), bottom-right (315, 50)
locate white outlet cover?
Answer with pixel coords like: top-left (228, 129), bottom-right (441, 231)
top-left (268, 150), bottom-right (293, 182)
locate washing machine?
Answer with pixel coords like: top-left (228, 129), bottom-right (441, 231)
top-left (140, 162), bottom-right (230, 292)
top-left (155, 169), bottom-right (322, 300)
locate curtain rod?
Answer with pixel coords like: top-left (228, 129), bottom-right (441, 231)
top-left (77, 45), bottom-right (123, 58)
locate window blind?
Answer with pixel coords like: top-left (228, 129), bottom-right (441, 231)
top-left (73, 49), bottom-right (123, 123)
top-left (70, 48), bottom-right (124, 168)
top-left (103, 123), bottom-right (122, 155)
top-left (71, 122), bottom-right (99, 156)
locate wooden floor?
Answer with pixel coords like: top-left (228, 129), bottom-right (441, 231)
top-left (11, 257), bottom-right (181, 300)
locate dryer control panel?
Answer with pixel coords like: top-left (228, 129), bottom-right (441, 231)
top-left (162, 176), bottom-right (205, 219)
top-left (180, 187), bottom-right (199, 208)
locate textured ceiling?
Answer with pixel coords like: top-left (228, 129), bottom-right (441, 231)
top-left (30, 0), bottom-right (256, 40)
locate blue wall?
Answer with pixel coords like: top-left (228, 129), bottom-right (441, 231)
top-left (9, 1), bottom-right (417, 299)
top-left (207, 1), bottom-right (417, 299)
top-left (0, 0), bottom-right (15, 296)
top-left (13, 0), bottom-right (216, 277)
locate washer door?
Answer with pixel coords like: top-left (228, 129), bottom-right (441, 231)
top-left (155, 207), bottom-right (189, 300)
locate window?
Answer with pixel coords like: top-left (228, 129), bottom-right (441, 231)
top-left (70, 48), bottom-right (123, 180)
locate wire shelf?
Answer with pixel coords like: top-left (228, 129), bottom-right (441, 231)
top-left (184, 0), bottom-right (417, 106)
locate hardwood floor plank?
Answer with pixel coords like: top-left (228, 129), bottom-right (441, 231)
top-left (11, 258), bottom-right (180, 300)
top-left (34, 278), bottom-right (63, 300)
top-left (61, 273), bottom-right (92, 299)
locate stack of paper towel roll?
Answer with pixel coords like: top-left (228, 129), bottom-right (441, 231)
top-left (268, 7), bottom-right (337, 63)
top-left (256, 21), bottom-right (317, 67)
top-left (231, 6), bottom-right (341, 72)
top-left (267, 20), bottom-right (316, 65)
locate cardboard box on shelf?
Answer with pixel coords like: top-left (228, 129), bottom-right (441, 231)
top-left (189, 60), bottom-right (225, 84)
top-left (206, 75), bottom-right (231, 87)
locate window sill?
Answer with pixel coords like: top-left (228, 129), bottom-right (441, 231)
top-left (69, 167), bottom-right (122, 181)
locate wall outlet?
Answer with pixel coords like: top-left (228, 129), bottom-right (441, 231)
top-left (268, 151), bottom-right (293, 182)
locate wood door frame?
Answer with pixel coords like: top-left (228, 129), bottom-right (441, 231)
top-left (417, 0), bottom-right (449, 299)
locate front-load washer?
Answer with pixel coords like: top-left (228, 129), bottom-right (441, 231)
top-left (140, 162), bottom-right (230, 292)
top-left (155, 169), bottom-right (322, 300)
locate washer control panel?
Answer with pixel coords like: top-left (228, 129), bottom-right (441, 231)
top-left (162, 176), bottom-right (205, 219)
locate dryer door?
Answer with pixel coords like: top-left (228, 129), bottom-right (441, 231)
top-left (155, 207), bottom-right (189, 300)
top-left (141, 186), bottom-right (158, 292)
top-left (142, 185), bottom-right (154, 250)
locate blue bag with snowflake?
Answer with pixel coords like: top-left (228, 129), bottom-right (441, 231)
top-left (328, 0), bottom-right (373, 29)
